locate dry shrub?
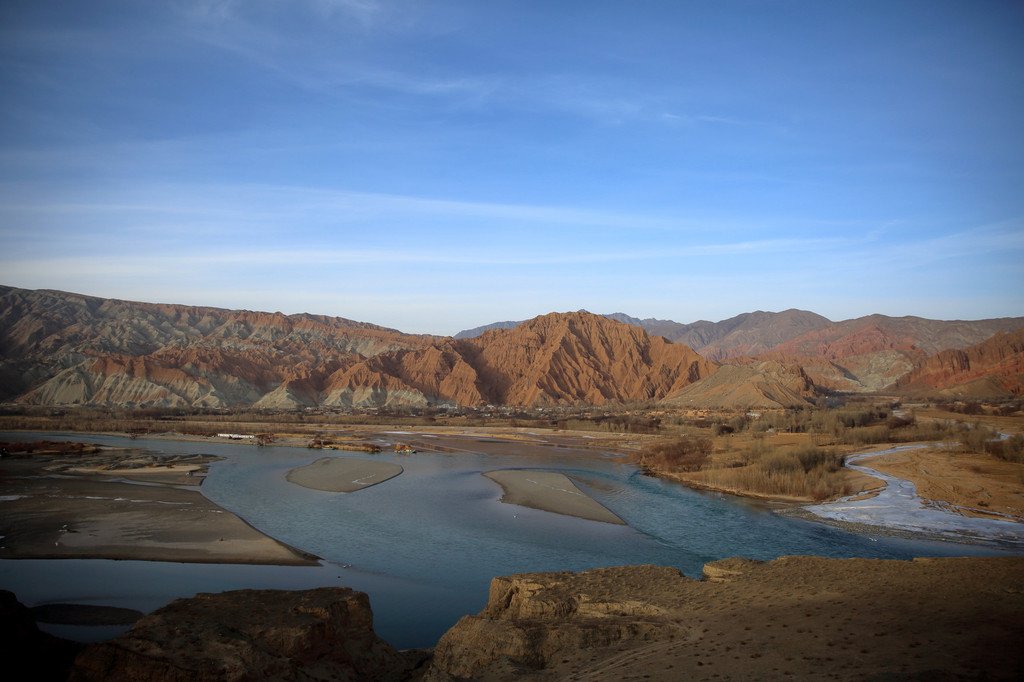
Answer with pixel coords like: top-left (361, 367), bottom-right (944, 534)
top-left (695, 441), bottom-right (846, 500)
top-left (983, 434), bottom-right (1024, 464)
top-left (640, 436), bottom-right (713, 472)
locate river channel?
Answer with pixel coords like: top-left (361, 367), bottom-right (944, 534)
top-left (0, 431), bottom-right (1015, 648)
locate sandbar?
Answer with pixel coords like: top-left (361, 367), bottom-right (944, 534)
top-left (483, 470), bottom-right (626, 525)
top-left (0, 466), bottom-right (318, 565)
top-left (286, 457), bottom-right (403, 493)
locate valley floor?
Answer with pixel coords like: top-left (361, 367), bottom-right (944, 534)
top-left (3, 419), bottom-right (1023, 562)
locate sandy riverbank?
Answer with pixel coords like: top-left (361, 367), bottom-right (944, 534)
top-left (483, 470), bottom-right (626, 525)
top-left (861, 446), bottom-right (1024, 521)
top-left (286, 457), bottom-right (403, 492)
top-left (797, 444), bottom-right (1024, 546)
top-left (0, 446), bottom-right (318, 565)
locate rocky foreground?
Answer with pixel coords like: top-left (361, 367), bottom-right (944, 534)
top-left (6, 556), bottom-right (1023, 681)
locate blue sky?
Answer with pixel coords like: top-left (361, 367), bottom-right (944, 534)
top-left (1, 0), bottom-right (1022, 335)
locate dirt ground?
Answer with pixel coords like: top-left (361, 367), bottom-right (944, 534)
top-left (432, 556), bottom-right (1024, 682)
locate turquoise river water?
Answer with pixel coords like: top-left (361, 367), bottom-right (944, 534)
top-left (0, 431), bottom-right (1015, 649)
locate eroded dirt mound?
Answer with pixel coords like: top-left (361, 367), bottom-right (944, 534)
top-left (427, 557), bottom-right (1024, 681)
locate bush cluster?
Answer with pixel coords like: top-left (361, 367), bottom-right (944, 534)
top-left (640, 436), bottom-right (713, 472)
top-left (699, 442), bottom-right (846, 501)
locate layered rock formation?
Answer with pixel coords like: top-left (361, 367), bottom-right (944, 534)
top-left (1, 287), bottom-right (714, 408)
top-left (3, 284), bottom-right (1022, 408)
top-left (456, 309), bottom-right (833, 358)
top-left (895, 329), bottom-right (1024, 398)
top-left (69, 588), bottom-right (426, 682)
top-left (0, 285), bottom-right (433, 408)
top-left (460, 307), bottom-right (1024, 397)
top-left (315, 312), bottom-right (715, 407)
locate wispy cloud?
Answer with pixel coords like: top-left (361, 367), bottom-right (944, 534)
top-left (0, 181), bottom-right (698, 232)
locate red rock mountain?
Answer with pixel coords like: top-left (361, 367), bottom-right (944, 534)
top-left (3, 285), bottom-right (1021, 408)
top-left (462, 311), bottom-right (1024, 394)
top-left (894, 329), bottom-right (1024, 398)
top-left (1, 287), bottom-right (713, 408)
top-left (314, 312), bottom-right (715, 407)
top-left (0, 285), bottom-right (434, 408)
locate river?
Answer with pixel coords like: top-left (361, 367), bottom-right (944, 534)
top-left (0, 431), bottom-right (1016, 649)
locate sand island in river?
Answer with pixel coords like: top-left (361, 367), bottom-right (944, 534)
top-left (483, 469), bottom-right (626, 525)
top-left (286, 457), bottom-right (403, 493)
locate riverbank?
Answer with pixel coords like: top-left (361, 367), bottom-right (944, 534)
top-left (862, 445), bottom-right (1024, 522)
top-left (798, 445), bottom-right (1024, 547)
top-left (0, 444), bottom-right (319, 565)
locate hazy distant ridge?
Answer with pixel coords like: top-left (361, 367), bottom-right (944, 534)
top-left (457, 310), bottom-right (1023, 361)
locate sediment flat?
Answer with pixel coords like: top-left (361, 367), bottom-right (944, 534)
top-left (0, 472), bottom-right (318, 565)
top-left (286, 457), bottom-right (403, 493)
top-left (483, 469), bottom-right (626, 525)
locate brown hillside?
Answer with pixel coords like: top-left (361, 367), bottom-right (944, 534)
top-left (1, 287), bottom-right (715, 408)
top-left (752, 349), bottom-right (923, 393)
top-left (1, 285), bottom-right (432, 407)
top-left (5, 285), bottom-right (1021, 408)
top-left (663, 359), bottom-right (819, 409)
top-left (770, 314), bottom-right (1024, 358)
top-left (325, 312), bottom-right (716, 407)
top-left (681, 309), bottom-right (832, 360)
top-left (463, 312), bottom-right (715, 405)
top-left (895, 329), bottom-right (1024, 397)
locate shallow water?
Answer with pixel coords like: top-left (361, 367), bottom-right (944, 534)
top-left (1, 432), bottom-right (1017, 648)
top-left (804, 445), bottom-right (1024, 543)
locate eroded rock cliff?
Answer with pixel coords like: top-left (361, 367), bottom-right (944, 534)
top-left (69, 587), bottom-right (427, 682)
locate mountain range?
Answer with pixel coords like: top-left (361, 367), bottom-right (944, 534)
top-left (2, 285), bottom-right (1022, 410)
